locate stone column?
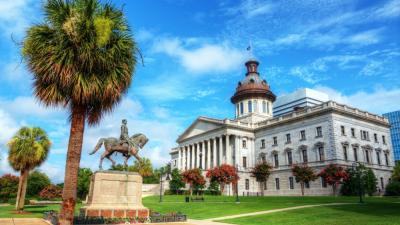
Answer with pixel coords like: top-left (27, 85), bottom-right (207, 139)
top-left (212, 138), bottom-right (217, 168)
top-left (207, 139), bottom-right (211, 169)
top-left (202, 140), bottom-right (206, 169)
top-left (178, 147), bottom-right (182, 170)
top-left (191, 144), bottom-right (195, 169)
top-left (219, 136), bottom-right (223, 165)
top-left (226, 134), bottom-right (231, 165)
top-left (184, 146), bottom-right (187, 170)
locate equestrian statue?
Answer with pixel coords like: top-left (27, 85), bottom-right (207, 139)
top-left (89, 119), bottom-right (149, 170)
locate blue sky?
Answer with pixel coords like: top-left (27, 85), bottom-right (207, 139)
top-left (0, 0), bottom-right (399, 183)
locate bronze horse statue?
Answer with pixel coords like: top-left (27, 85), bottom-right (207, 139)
top-left (89, 133), bottom-right (148, 170)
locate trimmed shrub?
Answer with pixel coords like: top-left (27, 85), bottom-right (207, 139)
top-left (385, 181), bottom-right (400, 196)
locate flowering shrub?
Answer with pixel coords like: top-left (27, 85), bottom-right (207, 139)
top-left (251, 162), bottom-right (273, 195)
top-left (182, 168), bottom-right (205, 196)
top-left (0, 174), bottom-right (19, 202)
top-left (319, 164), bottom-right (349, 196)
top-left (39, 184), bottom-right (62, 200)
top-left (292, 164), bottom-right (318, 196)
top-left (206, 164), bottom-right (239, 194)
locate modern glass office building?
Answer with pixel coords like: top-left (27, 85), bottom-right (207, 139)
top-left (383, 110), bottom-right (400, 162)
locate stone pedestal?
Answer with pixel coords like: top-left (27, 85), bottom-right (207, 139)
top-left (80, 171), bottom-right (149, 218)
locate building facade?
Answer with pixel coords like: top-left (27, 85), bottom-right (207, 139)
top-left (383, 110), bottom-right (400, 162)
top-left (170, 59), bottom-right (394, 196)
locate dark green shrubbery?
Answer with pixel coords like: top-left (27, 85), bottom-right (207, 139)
top-left (385, 181), bottom-right (400, 196)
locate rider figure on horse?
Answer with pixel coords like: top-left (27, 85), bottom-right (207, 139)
top-left (120, 119), bottom-right (134, 148)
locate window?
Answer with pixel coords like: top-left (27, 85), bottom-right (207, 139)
top-left (382, 135), bottom-right (386, 144)
top-left (273, 136), bottom-right (278, 145)
top-left (275, 178), bottom-right (280, 190)
top-left (376, 151), bottom-right (381, 165)
top-left (316, 126), bottom-right (323, 137)
top-left (321, 177), bottom-right (327, 188)
top-left (318, 147), bottom-right (324, 161)
top-left (343, 146), bottom-right (348, 161)
top-left (261, 154), bottom-right (266, 163)
top-left (351, 128), bottom-right (356, 138)
top-left (365, 150), bottom-right (370, 164)
top-left (302, 149), bottom-right (308, 163)
top-left (287, 151), bottom-right (293, 166)
top-left (385, 153), bottom-right (389, 166)
top-left (274, 154), bottom-right (279, 168)
top-left (353, 148), bottom-right (358, 162)
top-left (242, 140), bottom-right (247, 148)
top-left (261, 139), bottom-right (265, 149)
top-left (240, 102), bottom-right (244, 115)
top-left (289, 177), bottom-right (294, 189)
top-left (262, 101), bottom-right (267, 113)
top-left (341, 126), bottom-right (346, 136)
top-left (300, 130), bottom-right (306, 140)
top-left (305, 181), bottom-right (310, 189)
top-left (248, 101), bottom-right (252, 113)
top-left (286, 133), bottom-right (291, 143)
top-left (361, 130), bottom-right (370, 140)
top-left (374, 133), bottom-right (378, 143)
top-left (243, 156), bottom-right (247, 168)
top-left (380, 177), bottom-right (384, 189)
top-left (245, 179), bottom-right (249, 190)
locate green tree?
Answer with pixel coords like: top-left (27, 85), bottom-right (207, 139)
top-left (207, 180), bottom-right (220, 195)
top-left (27, 170), bottom-right (51, 197)
top-left (0, 174), bottom-right (19, 202)
top-left (292, 164), bottom-right (318, 196)
top-left (7, 127), bottom-right (51, 210)
top-left (392, 161), bottom-right (400, 182)
top-left (169, 168), bottom-right (185, 194)
top-left (251, 162), bottom-right (273, 196)
top-left (77, 168), bottom-right (93, 200)
top-left (341, 164), bottom-right (377, 196)
top-left (131, 158), bottom-right (153, 177)
top-left (22, 0), bottom-right (137, 223)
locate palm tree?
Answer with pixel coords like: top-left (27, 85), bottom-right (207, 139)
top-left (22, 0), bottom-right (137, 224)
top-left (8, 127), bottom-right (51, 211)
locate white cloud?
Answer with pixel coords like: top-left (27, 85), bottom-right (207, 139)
top-left (314, 85), bottom-right (400, 114)
top-left (224, 0), bottom-right (274, 19)
top-left (0, 96), bottom-right (64, 118)
top-left (0, 0), bottom-right (38, 38)
top-left (153, 38), bottom-right (246, 74)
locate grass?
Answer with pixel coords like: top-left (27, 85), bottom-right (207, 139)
top-left (219, 202), bottom-right (400, 225)
top-left (142, 195), bottom-right (399, 220)
top-left (0, 203), bottom-right (81, 218)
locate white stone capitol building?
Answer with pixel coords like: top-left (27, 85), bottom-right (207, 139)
top-left (170, 59), bottom-right (394, 196)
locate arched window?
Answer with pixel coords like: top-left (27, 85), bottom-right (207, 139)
top-left (262, 101), bottom-right (267, 113)
top-left (248, 100), bottom-right (252, 113)
top-left (240, 102), bottom-right (244, 115)
top-left (236, 104), bottom-right (240, 117)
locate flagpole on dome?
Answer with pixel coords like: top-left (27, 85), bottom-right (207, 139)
top-left (246, 40), bottom-right (254, 59)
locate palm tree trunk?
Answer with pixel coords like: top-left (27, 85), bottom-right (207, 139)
top-left (15, 169), bottom-right (29, 211)
top-left (59, 106), bottom-right (85, 225)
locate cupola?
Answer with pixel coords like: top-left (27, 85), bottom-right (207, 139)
top-left (231, 59), bottom-right (276, 120)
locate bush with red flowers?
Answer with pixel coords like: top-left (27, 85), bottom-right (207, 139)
top-left (319, 164), bottom-right (349, 196)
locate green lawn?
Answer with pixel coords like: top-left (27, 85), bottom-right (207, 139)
top-left (142, 195), bottom-right (399, 220)
top-left (219, 202), bottom-right (400, 225)
top-left (0, 203), bottom-right (81, 218)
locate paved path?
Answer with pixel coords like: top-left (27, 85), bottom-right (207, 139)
top-left (0, 218), bottom-right (49, 225)
top-left (205, 203), bottom-right (355, 222)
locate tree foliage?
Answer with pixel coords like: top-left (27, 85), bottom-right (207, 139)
top-left (341, 164), bottom-right (377, 196)
top-left (392, 161), bottom-right (400, 182)
top-left (7, 126), bottom-right (51, 210)
top-left (385, 180), bottom-right (400, 196)
top-left (292, 164), bottom-right (318, 196)
top-left (251, 162), bottom-right (273, 195)
top-left (39, 184), bottom-right (62, 200)
top-left (319, 164), bottom-right (349, 196)
top-left (131, 158), bottom-right (153, 177)
top-left (77, 168), bottom-right (93, 200)
top-left (182, 168), bottom-right (206, 196)
top-left (169, 168), bottom-right (185, 194)
top-left (206, 164), bottom-right (239, 194)
top-left (110, 158), bottom-right (159, 184)
top-left (27, 170), bottom-right (51, 197)
top-left (22, 0), bottom-right (138, 222)
top-left (0, 174), bottom-right (19, 202)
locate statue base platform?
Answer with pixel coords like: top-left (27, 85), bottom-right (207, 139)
top-left (79, 171), bottom-right (149, 218)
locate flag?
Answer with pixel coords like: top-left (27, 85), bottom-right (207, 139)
top-left (246, 46), bottom-right (251, 51)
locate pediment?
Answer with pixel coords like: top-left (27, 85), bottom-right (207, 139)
top-left (177, 117), bottom-right (223, 142)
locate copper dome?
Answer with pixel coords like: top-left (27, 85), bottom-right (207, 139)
top-left (231, 59), bottom-right (276, 104)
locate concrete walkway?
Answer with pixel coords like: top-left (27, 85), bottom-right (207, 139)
top-left (205, 203), bottom-right (355, 222)
top-left (0, 218), bottom-right (49, 225)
